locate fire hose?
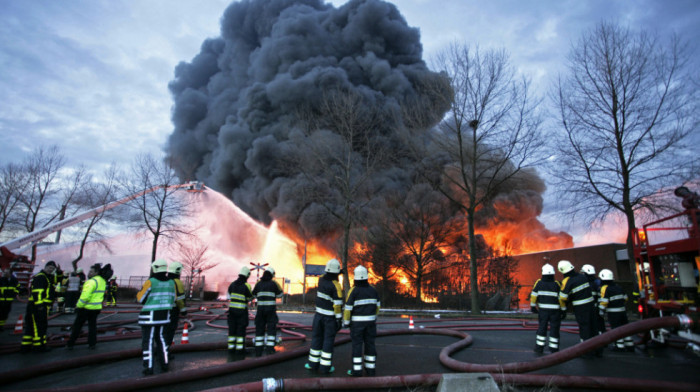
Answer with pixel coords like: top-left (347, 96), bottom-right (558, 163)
top-left (4, 315), bottom-right (697, 392)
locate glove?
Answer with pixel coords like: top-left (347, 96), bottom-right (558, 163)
top-left (335, 319), bottom-right (343, 332)
top-left (560, 311), bottom-right (566, 320)
top-left (530, 306), bottom-right (538, 314)
top-left (343, 320), bottom-right (351, 329)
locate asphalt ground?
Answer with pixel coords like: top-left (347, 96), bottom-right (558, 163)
top-left (1, 301), bottom-right (699, 392)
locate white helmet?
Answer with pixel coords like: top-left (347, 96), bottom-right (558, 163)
top-left (325, 258), bottom-right (341, 273)
top-left (168, 261), bottom-right (183, 275)
top-left (239, 266), bottom-right (250, 278)
top-left (151, 259), bottom-right (168, 274)
top-left (541, 264), bottom-right (555, 275)
top-left (76, 268), bottom-right (83, 274)
top-left (354, 265), bottom-right (368, 280)
top-left (558, 260), bottom-right (574, 274)
top-left (581, 264), bottom-right (595, 275)
top-left (599, 269), bottom-right (614, 281)
top-left (265, 266), bottom-right (275, 277)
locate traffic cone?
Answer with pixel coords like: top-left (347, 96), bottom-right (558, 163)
top-left (14, 315), bottom-right (24, 334)
top-left (408, 316), bottom-right (415, 329)
top-left (181, 322), bottom-right (189, 344)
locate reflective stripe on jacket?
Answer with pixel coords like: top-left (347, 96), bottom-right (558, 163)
top-left (315, 274), bottom-right (343, 318)
top-left (599, 283), bottom-right (628, 313)
top-left (559, 272), bottom-right (593, 310)
top-left (343, 282), bottom-right (380, 323)
top-left (530, 277), bottom-right (563, 310)
top-left (228, 277), bottom-right (253, 310)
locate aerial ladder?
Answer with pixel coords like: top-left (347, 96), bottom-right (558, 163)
top-left (0, 181), bottom-right (205, 285)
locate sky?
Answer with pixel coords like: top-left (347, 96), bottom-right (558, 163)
top-left (1, 0), bottom-right (699, 245)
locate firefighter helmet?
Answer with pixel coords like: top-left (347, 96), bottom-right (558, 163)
top-left (354, 265), bottom-right (368, 280)
top-left (168, 261), bottom-right (183, 275)
top-left (151, 259), bottom-right (168, 273)
top-left (541, 264), bottom-right (555, 275)
top-left (599, 269), bottom-right (614, 281)
top-left (558, 260), bottom-right (574, 274)
top-left (265, 266), bottom-right (275, 277)
top-left (325, 258), bottom-right (342, 273)
top-left (76, 268), bottom-right (83, 274)
top-left (239, 266), bottom-right (251, 278)
top-left (581, 264), bottom-right (595, 275)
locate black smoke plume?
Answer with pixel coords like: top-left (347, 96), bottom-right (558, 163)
top-left (166, 0), bottom-right (452, 239)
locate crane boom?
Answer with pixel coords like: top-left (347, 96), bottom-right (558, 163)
top-left (0, 181), bottom-right (204, 251)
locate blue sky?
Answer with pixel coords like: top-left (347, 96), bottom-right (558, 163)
top-left (1, 0), bottom-right (699, 243)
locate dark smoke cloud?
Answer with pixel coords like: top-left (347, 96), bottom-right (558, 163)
top-left (165, 0), bottom-right (570, 253)
top-left (166, 0), bottom-right (451, 238)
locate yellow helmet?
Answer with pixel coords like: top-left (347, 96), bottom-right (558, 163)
top-left (151, 259), bottom-right (168, 274)
top-left (168, 261), bottom-right (183, 275)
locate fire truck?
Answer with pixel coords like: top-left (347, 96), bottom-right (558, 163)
top-left (0, 181), bottom-right (205, 290)
top-left (633, 207), bottom-right (700, 344)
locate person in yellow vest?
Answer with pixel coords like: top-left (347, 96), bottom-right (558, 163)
top-left (137, 259), bottom-right (176, 376)
top-left (65, 263), bottom-right (112, 350)
top-left (164, 262), bottom-right (187, 349)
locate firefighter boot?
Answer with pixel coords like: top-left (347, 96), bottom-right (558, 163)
top-left (347, 369), bottom-right (362, 377)
top-left (255, 347), bottom-right (263, 357)
top-left (533, 345), bottom-right (544, 354)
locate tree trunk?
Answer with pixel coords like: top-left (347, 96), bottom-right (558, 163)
top-left (341, 218), bottom-right (351, 298)
top-left (467, 210), bottom-right (481, 314)
top-left (151, 232), bottom-right (159, 262)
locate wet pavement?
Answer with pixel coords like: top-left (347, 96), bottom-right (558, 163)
top-left (1, 301), bottom-right (699, 391)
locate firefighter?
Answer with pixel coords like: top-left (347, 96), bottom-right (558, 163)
top-left (63, 271), bottom-right (81, 313)
top-left (0, 266), bottom-right (20, 332)
top-left (252, 266), bottom-right (283, 356)
top-left (21, 260), bottom-right (56, 353)
top-left (599, 269), bottom-right (634, 352)
top-left (558, 260), bottom-right (597, 348)
top-left (136, 259), bottom-right (176, 375)
top-left (305, 258), bottom-right (344, 374)
top-left (343, 265), bottom-right (380, 377)
top-left (164, 262), bottom-right (187, 349)
top-left (581, 264), bottom-right (605, 335)
top-left (104, 277), bottom-right (118, 307)
top-left (66, 263), bottom-right (112, 350)
top-left (530, 263), bottom-right (563, 353)
top-left (227, 266), bottom-right (253, 356)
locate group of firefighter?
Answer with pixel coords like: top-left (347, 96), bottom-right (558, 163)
top-left (0, 260), bottom-right (119, 352)
top-left (228, 258), bottom-right (380, 377)
top-left (530, 259), bottom-right (634, 355)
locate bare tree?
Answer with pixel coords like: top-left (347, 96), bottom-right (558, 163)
top-left (292, 87), bottom-right (387, 295)
top-left (122, 153), bottom-right (195, 262)
top-left (551, 22), bottom-right (700, 268)
top-left (0, 162), bottom-right (29, 236)
top-left (385, 184), bottom-right (457, 302)
top-left (67, 163), bottom-right (121, 271)
top-left (17, 146), bottom-right (66, 261)
top-left (177, 237), bottom-right (217, 279)
top-left (428, 43), bottom-right (545, 313)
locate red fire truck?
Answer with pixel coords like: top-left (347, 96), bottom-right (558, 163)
top-left (633, 208), bottom-right (700, 343)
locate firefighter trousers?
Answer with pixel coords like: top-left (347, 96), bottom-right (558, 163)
top-left (22, 303), bottom-right (48, 349)
top-left (228, 309), bottom-right (248, 353)
top-left (164, 307), bottom-right (180, 347)
top-left (535, 309), bottom-right (561, 351)
top-left (0, 301), bottom-right (13, 327)
top-left (254, 307), bottom-right (278, 354)
top-left (141, 324), bottom-right (168, 370)
top-left (572, 302), bottom-right (595, 341)
top-left (350, 321), bottom-right (377, 376)
top-left (608, 311), bottom-right (634, 349)
top-left (307, 314), bottom-right (338, 373)
top-left (67, 308), bottom-right (100, 347)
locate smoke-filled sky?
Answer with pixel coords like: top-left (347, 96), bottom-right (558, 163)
top-left (1, 0), bottom-right (699, 245)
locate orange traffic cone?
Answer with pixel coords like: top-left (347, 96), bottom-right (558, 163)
top-left (181, 322), bottom-right (189, 344)
top-left (408, 316), bottom-right (415, 329)
top-left (14, 315), bottom-right (24, 334)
